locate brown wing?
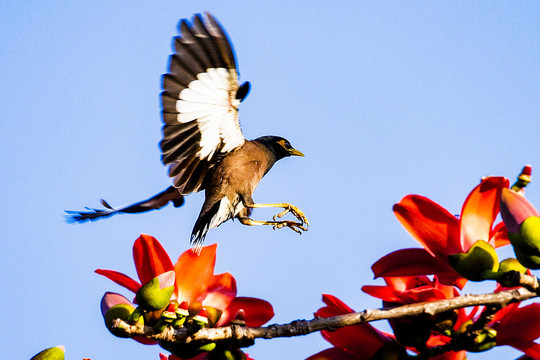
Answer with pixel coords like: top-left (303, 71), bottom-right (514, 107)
top-left (160, 13), bottom-right (246, 195)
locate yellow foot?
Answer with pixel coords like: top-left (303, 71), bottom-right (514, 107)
top-left (272, 204), bottom-right (309, 227)
top-left (272, 220), bottom-right (308, 234)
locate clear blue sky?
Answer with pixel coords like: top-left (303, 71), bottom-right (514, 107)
top-left (1, 1), bottom-right (539, 359)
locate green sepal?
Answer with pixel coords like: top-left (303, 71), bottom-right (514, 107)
top-left (30, 346), bottom-right (65, 360)
top-left (135, 271), bottom-right (175, 311)
top-left (104, 303), bottom-right (135, 338)
top-left (448, 240), bottom-right (499, 281)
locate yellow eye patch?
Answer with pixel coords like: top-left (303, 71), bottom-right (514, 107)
top-left (277, 139), bottom-right (288, 149)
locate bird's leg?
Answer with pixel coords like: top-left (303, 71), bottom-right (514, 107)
top-left (237, 216), bottom-right (307, 234)
top-left (244, 203), bottom-right (309, 226)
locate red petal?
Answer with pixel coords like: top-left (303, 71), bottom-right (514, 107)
top-left (393, 195), bottom-right (461, 256)
top-left (361, 285), bottom-right (402, 303)
top-left (306, 347), bottom-right (362, 360)
top-left (510, 342), bottom-right (540, 360)
top-left (460, 177), bottom-right (509, 251)
top-left (133, 234), bottom-right (174, 285)
top-left (95, 269), bottom-right (141, 294)
top-left (372, 249), bottom-right (466, 289)
top-left (200, 272), bottom-right (237, 312)
top-left (321, 294), bottom-right (355, 313)
top-left (315, 294), bottom-right (391, 356)
top-left (497, 303), bottom-right (540, 345)
top-left (174, 244), bottom-right (217, 303)
top-left (491, 221), bottom-right (511, 247)
top-left (430, 350), bottom-right (467, 360)
top-left (218, 296), bottom-right (274, 327)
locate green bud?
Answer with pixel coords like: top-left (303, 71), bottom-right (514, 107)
top-left (448, 240), bottom-right (499, 281)
top-left (197, 342), bottom-right (217, 352)
top-left (466, 328), bottom-right (497, 352)
top-left (518, 217), bottom-right (540, 252)
top-left (514, 246), bottom-right (540, 269)
top-left (135, 271), bottom-right (175, 311)
top-left (105, 304), bottom-right (135, 337)
top-left (433, 310), bottom-right (458, 333)
top-left (495, 258), bottom-right (529, 286)
top-left (30, 346), bottom-right (65, 360)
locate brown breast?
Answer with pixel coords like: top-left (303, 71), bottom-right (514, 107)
top-left (205, 140), bottom-right (277, 202)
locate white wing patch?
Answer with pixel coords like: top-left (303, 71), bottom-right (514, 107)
top-left (175, 67), bottom-right (244, 160)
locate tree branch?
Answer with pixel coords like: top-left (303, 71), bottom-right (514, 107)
top-left (113, 286), bottom-right (537, 346)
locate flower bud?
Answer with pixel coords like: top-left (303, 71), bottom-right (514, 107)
top-left (196, 342), bottom-right (217, 352)
top-left (100, 292), bottom-right (136, 338)
top-left (510, 165), bottom-right (532, 193)
top-left (154, 303), bottom-right (178, 332)
top-left (193, 307), bottom-right (209, 326)
top-left (448, 240), bottom-right (499, 281)
top-left (188, 307), bottom-right (209, 333)
top-left (173, 301), bottom-right (189, 328)
top-left (495, 258), bottom-right (528, 287)
top-left (135, 271), bottom-right (175, 311)
top-left (500, 188), bottom-right (540, 234)
top-left (30, 346), bottom-right (65, 360)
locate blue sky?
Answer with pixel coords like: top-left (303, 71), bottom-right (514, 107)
top-left (1, 1), bottom-right (539, 359)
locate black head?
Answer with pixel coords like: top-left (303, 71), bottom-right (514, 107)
top-left (255, 136), bottom-right (304, 160)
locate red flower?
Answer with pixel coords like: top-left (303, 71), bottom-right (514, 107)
top-left (307, 294), bottom-right (395, 360)
top-left (308, 294), bottom-right (465, 360)
top-left (372, 177), bottom-right (509, 288)
top-left (363, 276), bottom-right (468, 358)
top-left (97, 234), bottom-right (274, 355)
top-left (362, 276), bottom-right (459, 305)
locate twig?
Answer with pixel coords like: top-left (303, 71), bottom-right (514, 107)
top-left (113, 287), bottom-right (537, 345)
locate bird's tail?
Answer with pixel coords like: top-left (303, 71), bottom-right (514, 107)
top-left (65, 186), bottom-right (184, 223)
top-left (190, 196), bottom-right (242, 252)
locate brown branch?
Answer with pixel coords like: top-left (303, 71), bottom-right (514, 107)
top-left (113, 286), bottom-right (537, 345)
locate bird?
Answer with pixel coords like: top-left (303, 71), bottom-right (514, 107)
top-left (67, 12), bottom-right (309, 248)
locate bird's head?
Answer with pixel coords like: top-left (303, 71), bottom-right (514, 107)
top-left (255, 136), bottom-right (304, 160)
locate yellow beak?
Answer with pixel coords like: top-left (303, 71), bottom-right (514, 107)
top-left (288, 148), bottom-right (305, 157)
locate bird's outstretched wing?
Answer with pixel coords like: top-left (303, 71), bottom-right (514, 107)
top-left (65, 186), bottom-right (184, 222)
top-left (160, 13), bottom-right (247, 195)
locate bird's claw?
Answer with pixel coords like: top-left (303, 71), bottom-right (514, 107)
top-left (272, 220), bottom-right (308, 234)
top-left (272, 204), bottom-right (310, 227)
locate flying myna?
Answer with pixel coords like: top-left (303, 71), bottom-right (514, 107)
top-left (67, 13), bottom-right (308, 247)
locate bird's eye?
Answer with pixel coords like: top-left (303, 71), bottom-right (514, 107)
top-left (277, 139), bottom-right (288, 149)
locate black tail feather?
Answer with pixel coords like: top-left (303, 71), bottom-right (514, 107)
top-left (65, 186), bottom-right (184, 223)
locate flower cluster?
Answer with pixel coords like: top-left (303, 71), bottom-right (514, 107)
top-left (98, 234), bottom-right (273, 359)
top-left (311, 166), bottom-right (540, 359)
